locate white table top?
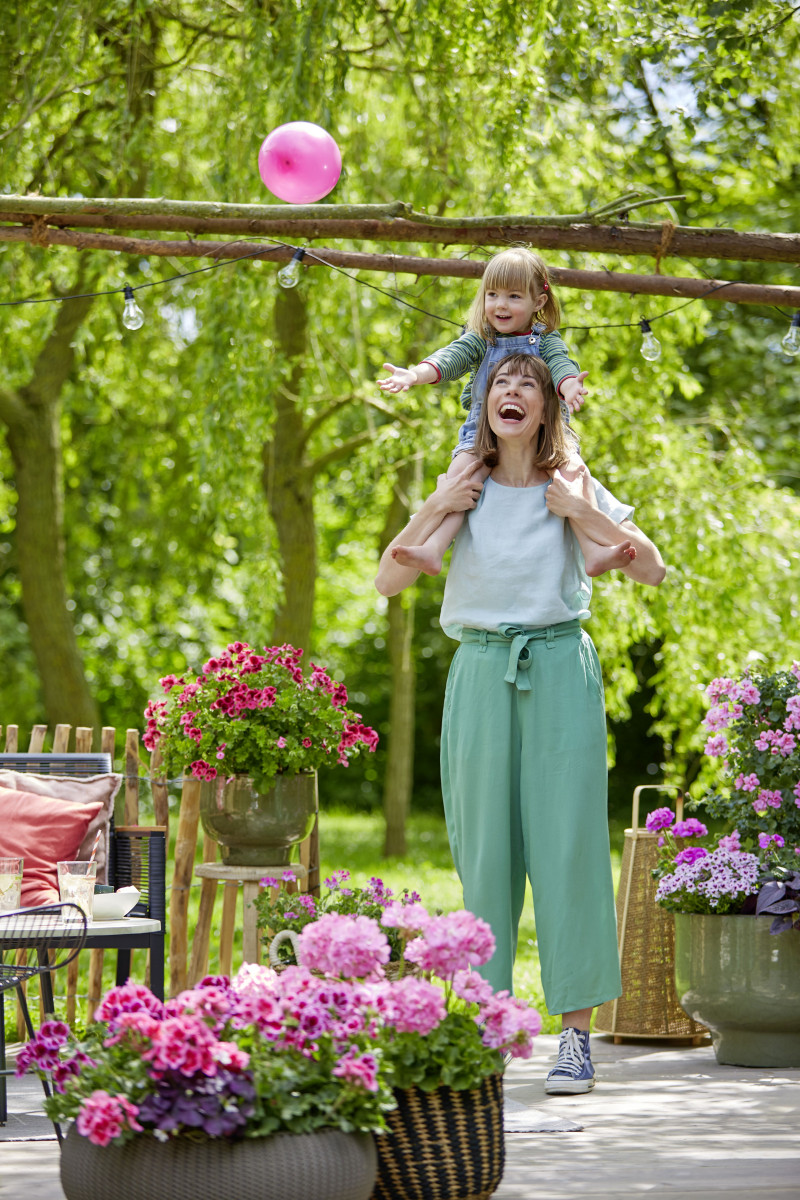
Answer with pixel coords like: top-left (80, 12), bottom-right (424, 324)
top-left (0, 915), bottom-right (161, 941)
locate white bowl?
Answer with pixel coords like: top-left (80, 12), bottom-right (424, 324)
top-left (92, 887), bottom-right (140, 921)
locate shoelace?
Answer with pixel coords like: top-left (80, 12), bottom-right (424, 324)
top-left (550, 1028), bottom-right (586, 1076)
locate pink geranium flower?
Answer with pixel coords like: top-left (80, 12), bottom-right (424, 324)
top-left (404, 911), bottom-right (495, 978)
top-left (76, 1091), bottom-right (142, 1147)
top-left (297, 913), bottom-right (391, 978)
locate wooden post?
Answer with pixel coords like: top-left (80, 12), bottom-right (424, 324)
top-left (52, 724), bottom-right (71, 752)
top-left (75, 727), bottom-right (93, 753)
top-left (149, 745), bottom-right (170, 856)
top-left (170, 778), bottom-right (201, 996)
top-left (3, 725), bottom-right (18, 751)
top-left (28, 725), bottom-right (47, 752)
top-left (188, 835), bottom-right (218, 987)
top-left (124, 730), bottom-right (140, 824)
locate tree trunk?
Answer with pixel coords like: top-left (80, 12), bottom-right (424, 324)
top-left (2, 293), bottom-right (99, 728)
top-left (379, 462), bottom-right (417, 858)
top-left (263, 285), bottom-right (317, 652)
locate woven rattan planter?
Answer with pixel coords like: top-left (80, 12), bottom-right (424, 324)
top-left (370, 1073), bottom-right (504, 1200)
top-left (595, 785), bottom-right (708, 1042)
top-left (60, 1123), bottom-right (378, 1200)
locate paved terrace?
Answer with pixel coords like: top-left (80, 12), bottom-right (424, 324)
top-left (2, 1035), bottom-right (799, 1199)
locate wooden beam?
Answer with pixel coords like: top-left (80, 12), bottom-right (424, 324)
top-left (3, 211), bottom-right (799, 265)
top-left (0, 224), bottom-right (798, 307)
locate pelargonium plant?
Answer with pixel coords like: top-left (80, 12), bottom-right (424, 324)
top-left (254, 869), bottom-right (422, 964)
top-left (699, 665), bottom-right (800, 867)
top-left (143, 642), bottom-right (378, 790)
top-left (20, 907), bottom-right (541, 1148)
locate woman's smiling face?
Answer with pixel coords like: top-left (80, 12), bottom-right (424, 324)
top-left (487, 368), bottom-right (545, 442)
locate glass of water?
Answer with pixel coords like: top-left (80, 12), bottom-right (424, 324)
top-left (0, 857), bottom-right (23, 911)
top-left (57, 860), bottom-right (97, 920)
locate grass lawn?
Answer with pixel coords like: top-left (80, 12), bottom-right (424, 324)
top-left (5, 809), bottom-right (621, 1041)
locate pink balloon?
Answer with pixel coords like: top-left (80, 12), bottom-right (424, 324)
top-left (258, 122), bottom-right (342, 204)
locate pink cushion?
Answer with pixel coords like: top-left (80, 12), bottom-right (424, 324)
top-left (0, 771), bottom-right (119, 884)
top-left (0, 788), bottom-right (105, 906)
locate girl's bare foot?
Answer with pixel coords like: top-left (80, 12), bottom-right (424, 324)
top-left (391, 545), bottom-right (444, 576)
top-left (585, 541), bottom-right (636, 578)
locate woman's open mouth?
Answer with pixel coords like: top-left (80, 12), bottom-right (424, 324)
top-left (498, 403), bottom-right (525, 421)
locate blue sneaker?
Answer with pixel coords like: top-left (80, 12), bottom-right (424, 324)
top-left (545, 1028), bottom-right (596, 1095)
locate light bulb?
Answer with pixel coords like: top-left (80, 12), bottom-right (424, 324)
top-left (277, 248), bottom-right (306, 289)
top-left (780, 312), bottom-right (800, 357)
top-left (122, 285), bottom-right (144, 330)
top-left (639, 318), bottom-right (661, 361)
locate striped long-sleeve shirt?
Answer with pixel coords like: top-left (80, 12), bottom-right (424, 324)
top-left (422, 329), bottom-right (580, 410)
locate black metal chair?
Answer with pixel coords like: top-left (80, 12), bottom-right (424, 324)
top-left (0, 752), bottom-right (167, 997)
top-left (0, 902), bottom-right (88, 1141)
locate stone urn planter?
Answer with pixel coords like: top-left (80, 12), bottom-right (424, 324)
top-left (199, 772), bottom-right (317, 866)
top-left (60, 1123), bottom-right (377, 1200)
top-left (674, 913), bottom-right (800, 1067)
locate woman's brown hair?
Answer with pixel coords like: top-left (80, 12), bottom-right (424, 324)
top-left (465, 248), bottom-right (561, 337)
top-left (472, 353), bottom-right (578, 470)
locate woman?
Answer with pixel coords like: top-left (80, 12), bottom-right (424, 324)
top-left (375, 353), bottom-right (666, 1095)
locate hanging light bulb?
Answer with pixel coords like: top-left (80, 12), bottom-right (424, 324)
top-left (277, 248), bottom-right (306, 289)
top-left (780, 311), bottom-right (800, 357)
top-left (639, 318), bottom-right (661, 361)
top-left (122, 285), bottom-right (144, 330)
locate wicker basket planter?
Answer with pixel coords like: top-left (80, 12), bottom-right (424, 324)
top-left (370, 1073), bottom-right (504, 1200)
top-left (60, 1123), bottom-right (378, 1200)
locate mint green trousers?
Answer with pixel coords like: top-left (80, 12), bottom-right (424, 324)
top-left (440, 621), bottom-right (621, 1015)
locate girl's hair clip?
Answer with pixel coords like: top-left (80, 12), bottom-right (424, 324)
top-left (541, 281), bottom-right (550, 291)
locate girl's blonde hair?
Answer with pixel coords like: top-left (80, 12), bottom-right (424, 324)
top-left (465, 247), bottom-right (561, 338)
top-left (472, 353), bottom-right (577, 470)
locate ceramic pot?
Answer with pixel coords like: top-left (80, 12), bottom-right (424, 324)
top-left (61, 1123), bottom-right (377, 1200)
top-left (199, 772), bottom-right (316, 866)
top-left (674, 913), bottom-right (800, 1067)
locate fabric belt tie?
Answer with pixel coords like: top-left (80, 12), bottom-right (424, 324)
top-left (458, 620), bottom-right (582, 691)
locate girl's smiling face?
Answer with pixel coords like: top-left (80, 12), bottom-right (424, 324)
top-left (484, 286), bottom-right (544, 335)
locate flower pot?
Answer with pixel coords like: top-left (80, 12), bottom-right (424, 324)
top-left (60, 1123), bottom-right (377, 1200)
top-left (199, 772), bottom-right (317, 866)
top-left (370, 1073), bottom-right (504, 1200)
top-left (674, 913), bottom-right (800, 1067)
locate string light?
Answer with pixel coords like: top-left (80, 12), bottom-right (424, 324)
top-left (121, 285), bottom-right (144, 330)
top-left (638, 318), bottom-right (662, 361)
top-left (780, 311), bottom-right (800, 357)
top-left (0, 238), bottom-right (795, 351)
top-left (277, 248), bottom-right (306, 289)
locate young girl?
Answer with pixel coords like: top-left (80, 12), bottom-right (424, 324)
top-left (378, 247), bottom-right (634, 577)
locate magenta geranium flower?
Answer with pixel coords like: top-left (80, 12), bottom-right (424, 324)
top-left (645, 807), bottom-right (675, 834)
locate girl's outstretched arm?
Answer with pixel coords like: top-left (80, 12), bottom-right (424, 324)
top-left (377, 361), bottom-right (439, 393)
top-left (375, 459), bottom-right (486, 596)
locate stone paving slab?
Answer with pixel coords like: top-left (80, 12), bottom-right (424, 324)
top-left (2, 1035), bottom-right (799, 1199)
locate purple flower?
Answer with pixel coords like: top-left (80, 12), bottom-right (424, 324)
top-left (645, 807), bottom-right (675, 834)
top-left (674, 846), bottom-right (708, 866)
top-left (672, 818), bottom-right (708, 839)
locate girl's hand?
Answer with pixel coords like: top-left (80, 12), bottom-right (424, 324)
top-left (378, 363), bottom-right (418, 393)
top-left (545, 465), bottom-right (592, 518)
top-left (559, 371), bottom-right (589, 414)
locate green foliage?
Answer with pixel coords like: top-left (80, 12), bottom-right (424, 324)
top-left (0, 0), bottom-right (799, 818)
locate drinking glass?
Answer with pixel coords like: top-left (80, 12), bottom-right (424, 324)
top-left (57, 860), bottom-right (97, 920)
top-left (0, 857), bottom-right (23, 911)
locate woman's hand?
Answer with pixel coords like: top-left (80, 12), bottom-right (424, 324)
top-left (436, 456), bottom-right (487, 512)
